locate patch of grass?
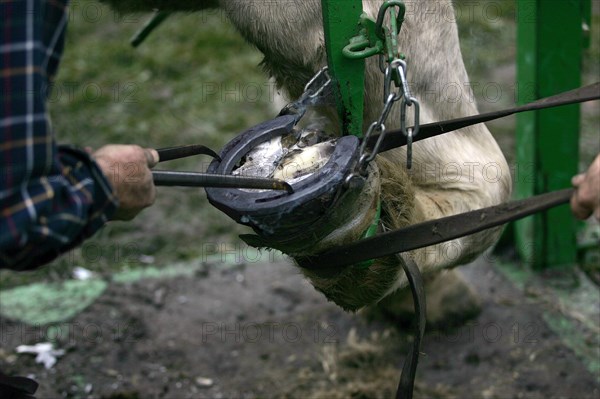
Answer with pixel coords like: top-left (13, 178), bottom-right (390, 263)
top-left (0, 280), bottom-right (107, 325)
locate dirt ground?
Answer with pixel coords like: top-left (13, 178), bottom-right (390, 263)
top-left (1, 253), bottom-right (598, 399)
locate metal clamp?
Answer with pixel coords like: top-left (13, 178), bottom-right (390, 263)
top-left (376, 0), bottom-right (406, 64)
top-left (343, 14), bottom-right (384, 59)
top-left (304, 66), bottom-right (332, 99)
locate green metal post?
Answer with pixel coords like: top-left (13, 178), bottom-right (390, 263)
top-left (515, 0), bottom-right (587, 268)
top-left (321, 0), bottom-right (365, 137)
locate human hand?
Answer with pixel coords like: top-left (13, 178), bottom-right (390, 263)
top-left (571, 154), bottom-right (600, 221)
top-left (93, 145), bottom-right (159, 221)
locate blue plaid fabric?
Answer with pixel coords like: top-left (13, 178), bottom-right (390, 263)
top-left (1, 0), bottom-right (118, 270)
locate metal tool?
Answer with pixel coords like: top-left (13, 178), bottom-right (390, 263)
top-left (300, 188), bottom-right (575, 269)
top-left (153, 170), bottom-right (293, 192)
top-left (365, 82), bottom-right (600, 154)
top-left (156, 144), bottom-right (221, 163)
top-left (152, 144), bottom-right (293, 192)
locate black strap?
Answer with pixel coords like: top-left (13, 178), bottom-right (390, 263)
top-left (395, 258), bottom-right (426, 399)
top-left (366, 82), bottom-right (600, 153)
top-left (0, 371), bottom-right (38, 398)
top-left (301, 188), bottom-right (574, 269)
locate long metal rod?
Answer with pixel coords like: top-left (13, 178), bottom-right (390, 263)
top-left (153, 170), bottom-right (293, 193)
top-left (300, 188), bottom-right (574, 269)
top-left (131, 11), bottom-right (171, 48)
top-left (157, 144), bottom-right (221, 162)
top-left (367, 82), bottom-right (600, 153)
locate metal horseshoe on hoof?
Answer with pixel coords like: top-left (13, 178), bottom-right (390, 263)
top-left (204, 113), bottom-right (362, 240)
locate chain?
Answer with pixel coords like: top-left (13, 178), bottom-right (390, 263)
top-left (345, 1), bottom-right (419, 187)
top-left (396, 59), bottom-right (420, 170)
top-left (284, 0), bottom-right (421, 185)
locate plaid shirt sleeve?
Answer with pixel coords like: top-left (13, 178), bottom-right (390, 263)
top-left (1, 0), bottom-right (119, 271)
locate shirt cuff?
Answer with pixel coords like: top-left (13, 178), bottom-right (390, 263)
top-left (57, 145), bottom-right (119, 236)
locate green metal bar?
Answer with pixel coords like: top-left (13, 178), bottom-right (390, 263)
top-left (515, 0), bottom-right (538, 264)
top-left (582, 0), bottom-right (592, 49)
top-left (515, 0), bottom-right (586, 269)
top-left (321, 0), bottom-right (365, 137)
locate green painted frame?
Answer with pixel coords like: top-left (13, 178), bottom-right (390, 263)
top-left (321, 0), bottom-right (366, 137)
top-left (515, 0), bottom-right (590, 268)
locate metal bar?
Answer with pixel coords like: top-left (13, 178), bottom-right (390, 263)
top-left (515, 0), bottom-right (538, 266)
top-left (152, 171), bottom-right (293, 193)
top-left (300, 189), bottom-right (574, 270)
top-left (366, 83), bottom-right (600, 153)
top-left (157, 144), bottom-right (221, 162)
top-left (396, 257), bottom-right (425, 399)
top-left (131, 11), bottom-right (171, 48)
top-left (321, 0), bottom-right (365, 137)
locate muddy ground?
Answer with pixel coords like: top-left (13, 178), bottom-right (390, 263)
top-left (1, 253), bottom-right (599, 399)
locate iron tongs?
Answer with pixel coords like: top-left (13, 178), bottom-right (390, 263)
top-left (152, 144), bottom-right (293, 193)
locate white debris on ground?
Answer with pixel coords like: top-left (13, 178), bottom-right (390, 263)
top-left (195, 377), bottom-right (214, 388)
top-left (16, 343), bottom-right (65, 369)
top-left (72, 267), bottom-right (94, 281)
top-left (138, 254), bottom-right (156, 265)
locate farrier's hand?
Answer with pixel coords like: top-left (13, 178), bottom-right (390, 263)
top-left (93, 145), bottom-right (159, 221)
top-left (571, 154), bottom-right (600, 221)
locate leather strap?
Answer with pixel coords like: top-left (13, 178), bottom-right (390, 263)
top-left (395, 258), bottom-right (426, 399)
top-left (0, 370), bottom-right (38, 398)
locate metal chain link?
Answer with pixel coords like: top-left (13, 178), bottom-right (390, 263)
top-left (396, 59), bottom-right (420, 170)
top-left (373, 57), bottom-right (421, 171)
top-left (346, 3), bottom-right (421, 185)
